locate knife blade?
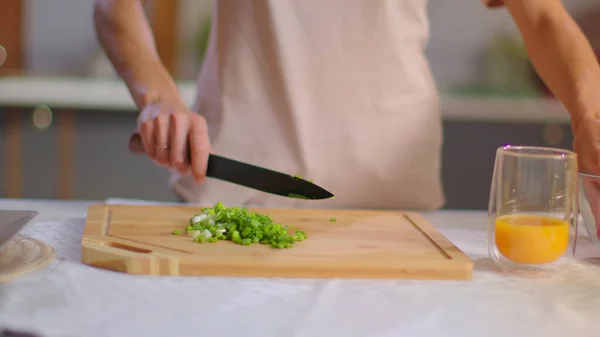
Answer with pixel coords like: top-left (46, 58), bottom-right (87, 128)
top-left (128, 133), bottom-right (334, 200)
top-left (0, 210), bottom-right (38, 253)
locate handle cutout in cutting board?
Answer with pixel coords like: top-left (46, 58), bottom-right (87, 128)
top-left (108, 242), bottom-right (152, 254)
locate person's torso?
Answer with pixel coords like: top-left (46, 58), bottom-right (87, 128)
top-left (171, 0), bottom-right (445, 210)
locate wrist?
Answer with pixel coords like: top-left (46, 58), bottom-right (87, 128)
top-left (567, 96), bottom-right (600, 125)
top-left (567, 102), bottom-right (599, 134)
top-left (570, 68), bottom-right (600, 116)
top-left (139, 89), bottom-right (187, 111)
top-left (560, 83), bottom-right (600, 131)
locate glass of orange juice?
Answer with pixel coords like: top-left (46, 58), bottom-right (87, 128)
top-left (487, 145), bottom-right (578, 273)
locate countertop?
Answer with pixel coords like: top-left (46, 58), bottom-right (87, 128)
top-left (1, 198), bottom-right (600, 337)
top-left (0, 76), bottom-right (572, 123)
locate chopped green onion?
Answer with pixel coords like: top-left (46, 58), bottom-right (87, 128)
top-left (329, 217), bottom-right (337, 222)
top-left (292, 175), bottom-right (313, 183)
top-left (172, 229), bottom-right (181, 235)
top-left (175, 202), bottom-right (307, 249)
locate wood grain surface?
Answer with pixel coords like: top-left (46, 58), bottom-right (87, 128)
top-left (82, 204), bottom-right (473, 280)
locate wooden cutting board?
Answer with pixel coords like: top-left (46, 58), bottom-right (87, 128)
top-left (81, 204), bottom-right (473, 280)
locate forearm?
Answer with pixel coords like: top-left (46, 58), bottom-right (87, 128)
top-left (505, 0), bottom-right (600, 124)
top-left (93, 0), bottom-right (184, 109)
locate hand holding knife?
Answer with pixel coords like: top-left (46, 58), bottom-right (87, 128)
top-left (128, 133), bottom-right (334, 200)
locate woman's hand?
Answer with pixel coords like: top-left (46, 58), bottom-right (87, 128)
top-left (137, 101), bottom-right (212, 184)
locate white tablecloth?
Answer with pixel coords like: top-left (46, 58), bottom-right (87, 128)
top-left (1, 199), bottom-right (600, 337)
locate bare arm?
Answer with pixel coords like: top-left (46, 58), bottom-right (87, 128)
top-left (487, 0), bottom-right (600, 173)
top-left (93, 0), bottom-right (184, 109)
top-left (501, 0), bottom-right (600, 124)
top-left (94, 0), bottom-right (211, 184)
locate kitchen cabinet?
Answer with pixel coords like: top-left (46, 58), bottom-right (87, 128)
top-left (0, 107), bottom-right (176, 202)
top-left (71, 110), bottom-right (176, 201)
top-left (0, 106), bottom-right (574, 209)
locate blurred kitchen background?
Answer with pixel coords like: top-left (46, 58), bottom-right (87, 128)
top-left (0, 0), bottom-right (599, 209)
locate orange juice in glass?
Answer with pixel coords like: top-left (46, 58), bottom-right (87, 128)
top-left (488, 146), bottom-right (578, 273)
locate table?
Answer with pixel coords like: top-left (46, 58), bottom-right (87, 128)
top-left (1, 198), bottom-right (600, 337)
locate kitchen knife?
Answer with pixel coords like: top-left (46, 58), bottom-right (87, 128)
top-left (128, 133), bottom-right (334, 200)
top-left (0, 210), bottom-right (38, 253)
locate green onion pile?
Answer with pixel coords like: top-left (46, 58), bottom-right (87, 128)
top-left (172, 202), bottom-right (307, 249)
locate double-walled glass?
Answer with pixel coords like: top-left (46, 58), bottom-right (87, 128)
top-left (487, 146), bottom-right (578, 273)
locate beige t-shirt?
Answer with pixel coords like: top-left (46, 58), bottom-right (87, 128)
top-left (170, 0), bottom-right (462, 210)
